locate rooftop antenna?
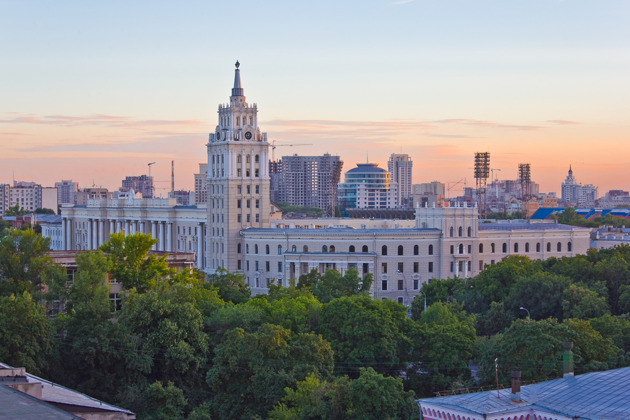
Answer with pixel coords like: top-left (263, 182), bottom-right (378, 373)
top-left (366, 152), bottom-right (369, 163)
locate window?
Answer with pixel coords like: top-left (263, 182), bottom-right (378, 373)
top-left (525, 243), bottom-right (530, 252)
top-left (398, 245), bottom-right (404, 256)
top-left (557, 242), bottom-right (562, 252)
top-left (536, 243), bottom-right (541, 252)
top-left (322, 245), bottom-right (328, 252)
top-left (329, 245), bottom-right (335, 252)
top-left (491, 243), bottom-right (495, 253)
top-left (255, 261), bottom-right (259, 271)
top-left (255, 199), bottom-right (259, 208)
top-left (428, 262), bottom-right (433, 273)
top-left (382, 245), bottom-right (388, 255)
top-left (237, 214), bottom-right (242, 223)
top-left (303, 245), bottom-right (309, 252)
top-left (514, 243), bottom-right (519, 252)
top-left (246, 155), bottom-right (250, 164)
top-left (247, 185), bottom-right (251, 194)
top-left (266, 261), bottom-right (270, 272)
top-left (468, 245), bottom-right (472, 253)
top-left (237, 243), bottom-right (242, 253)
top-left (398, 280), bottom-right (404, 290)
top-left (568, 242), bottom-right (572, 252)
top-left (255, 244), bottom-right (258, 254)
top-left (414, 262), bottom-right (419, 273)
top-left (362, 245), bottom-right (368, 252)
top-left (278, 245), bottom-right (282, 255)
top-left (428, 245), bottom-right (433, 255)
top-left (255, 185), bottom-right (260, 194)
top-left (237, 259), bottom-right (242, 270)
top-left (382, 280), bottom-right (388, 291)
top-left (458, 226), bottom-right (463, 237)
top-left (413, 279), bottom-right (419, 290)
top-left (479, 243), bottom-right (484, 253)
top-left (278, 261), bottom-right (283, 272)
top-left (414, 245), bottom-right (419, 255)
top-left (246, 244), bottom-right (249, 253)
top-left (547, 242), bottom-right (551, 252)
top-left (246, 199), bottom-right (251, 208)
top-left (479, 261), bottom-right (484, 270)
top-left (468, 226), bottom-right (472, 237)
top-left (449, 226), bottom-right (454, 237)
top-left (397, 262), bottom-right (404, 272)
top-left (237, 199), bottom-right (241, 209)
top-left (502, 243), bottom-right (507, 253)
top-left (255, 214), bottom-right (259, 223)
top-left (450, 245), bottom-right (454, 254)
top-left (266, 244), bottom-right (270, 254)
top-left (246, 214), bottom-right (251, 223)
top-left (450, 261), bottom-right (454, 273)
top-left (255, 154), bottom-right (259, 163)
top-left (349, 245), bottom-right (355, 252)
top-left (382, 262), bottom-right (388, 273)
top-left (459, 244), bottom-right (464, 254)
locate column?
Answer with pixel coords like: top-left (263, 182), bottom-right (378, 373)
top-left (116, 220), bottom-right (122, 233)
top-left (151, 221), bottom-right (157, 250)
top-left (98, 219), bottom-right (104, 247)
top-left (197, 224), bottom-right (203, 269)
top-left (166, 223), bottom-right (172, 252)
top-left (463, 260), bottom-right (468, 279)
top-left (454, 259), bottom-right (459, 277)
top-left (158, 223), bottom-right (164, 251)
top-left (87, 219), bottom-right (92, 250)
top-left (61, 218), bottom-right (67, 250)
top-left (109, 220), bottom-right (115, 237)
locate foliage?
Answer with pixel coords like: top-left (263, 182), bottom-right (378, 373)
top-left (125, 381), bottom-right (188, 420)
top-left (317, 296), bottom-right (411, 375)
top-left (0, 292), bottom-right (55, 375)
top-left (4, 204), bottom-right (27, 216)
top-left (270, 368), bottom-right (416, 420)
top-left (298, 268), bottom-right (373, 304)
top-left (100, 232), bottom-right (172, 292)
top-left (0, 228), bottom-right (52, 297)
top-left (274, 201), bottom-right (323, 216)
top-left (206, 267), bottom-right (250, 304)
top-left (504, 272), bottom-right (571, 320)
top-left (34, 207), bottom-right (56, 215)
top-left (207, 323), bottom-right (334, 419)
top-left (562, 284), bottom-right (610, 319)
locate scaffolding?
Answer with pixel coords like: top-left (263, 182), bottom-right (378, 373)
top-left (474, 152), bottom-right (490, 216)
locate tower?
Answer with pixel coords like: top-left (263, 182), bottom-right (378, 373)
top-left (474, 152), bottom-right (490, 215)
top-left (206, 62), bottom-right (271, 273)
top-left (388, 153), bottom-right (413, 207)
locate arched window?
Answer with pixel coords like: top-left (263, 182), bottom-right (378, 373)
top-left (254, 244), bottom-right (258, 254)
top-left (414, 245), bottom-right (419, 255)
top-left (458, 226), bottom-right (463, 237)
top-left (237, 155), bottom-right (242, 164)
top-left (398, 245), bottom-right (404, 256)
top-left (322, 245), bottom-right (328, 252)
top-left (329, 245), bottom-right (335, 252)
top-left (547, 242), bottom-right (551, 252)
top-left (292, 245), bottom-right (297, 252)
top-left (362, 245), bottom-right (368, 252)
top-left (491, 243), bottom-right (495, 253)
top-left (428, 244), bottom-right (434, 255)
top-left (349, 245), bottom-right (355, 253)
top-left (449, 227), bottom-right (454, 237)
top-left (265, 244), bottom-right (270, 254)
top-left (568, 242), bottom-right (572, 252)
top-left (458, 244), bottom-right (464, 254)
top-left (255, 154), bottom-right (259, 163)
top-left (479, 243), bottom-right (483, 253)
top-left (502, 243), bottom-right (507, 253)
top-left (278, 245), bottom-right (282, 255)
top-left (246, 155), bottom-right (251, 164)
top-left (514, 243), bottom-right (519, 252)
top-left (237, 243), bottom-right (242, 253)
top-left (468, 226), bottom-right (472, 237)
top-left (557, 242), bottom-right (562, 252)
top-left (303, 245), bottom-right (309, 252)
top-left (525, 243), bottom-right (530, 252)
top-left (382, 245), bottom-right (388, 255)
top-left (536, 242), bottom-right (541, 252)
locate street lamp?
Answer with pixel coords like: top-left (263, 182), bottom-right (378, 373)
top-left (519, 306), bottom-right (530, 322)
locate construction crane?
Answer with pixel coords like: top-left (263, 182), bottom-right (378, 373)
top-left (447, 178), bottom-right (467, 198)
top-left (270, 140), bottom-right (313, 161)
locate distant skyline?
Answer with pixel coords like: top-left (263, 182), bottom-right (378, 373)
top-left (1, 0), bottom-right (629, 196)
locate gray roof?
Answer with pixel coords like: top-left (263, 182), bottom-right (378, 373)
top-left (0, 385), bottom-right (78, 419)
top-left (478, 222), bottom-right (587, 232)
top-left (345, 163), bottom-right (386, 174)
top-left (419, 367), bottom-right (630, 419)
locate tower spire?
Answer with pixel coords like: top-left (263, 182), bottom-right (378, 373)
top-left (232, 60), bottom-right (244, 97)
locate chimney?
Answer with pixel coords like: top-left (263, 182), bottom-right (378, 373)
top-left (563, 341), bottom-right (574, 377)
top-left (510, 370), bottom-right (522, 402)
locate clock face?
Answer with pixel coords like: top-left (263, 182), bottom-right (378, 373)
top-left (245, 131), bottom-right (252, 140)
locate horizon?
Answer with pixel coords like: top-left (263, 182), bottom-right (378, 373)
top-left (2, 0), bottom-right (629, 197)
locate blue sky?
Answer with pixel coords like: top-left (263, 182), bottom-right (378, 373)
top-left (1, 0), bottom-right (629, 195)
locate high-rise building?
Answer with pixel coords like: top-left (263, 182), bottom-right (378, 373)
top-left (273, 154), bottom-right (342, 215)
top-left (55, 180), bottom-right (78, 205)
top-left (121, 175), bottom-right (154, 199)
top-left (194, 163), bottom-right (208, 204)
top-left (561, 166), bottom-right (597, 207)
top-left (7, 181), bottom-right (57, 213)
top-left (338, 163), bottom-right (397, 215)
top-left (206, 61), bottom-right (271, 272)
top-left (388, 153), bottom-right (413, 207)
top-left (561, 166), bottom-right (579, 203)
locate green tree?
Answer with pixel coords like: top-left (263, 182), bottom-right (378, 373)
top-left (207, 323), bottom-right (334, 419)
top-left (594, 255), bottom-right (630, 314)
top-left (317, 296), bottom-right (411, 375)
top-left (0, 228), bottom-right (52, 297)
top-left (124, 381), bottom-right (187, 420)
top-left (4, 204), bottom-right (27, 216)
top-left (34, 208), bottom-right (56, 215)
top-left (299, 268), bottom-right (373, 304)
top-left (562, 284), bottom-right (610, 319)
top-left (207, 268), bottom-right (250, 304)
top-left (505, 272), bottom-right (571, 320)
top-left (100, 232), bottom-right (172, 292)
top-left (0, 292), bottom-right (55, 375)
top-left (475, 301), bottom-right (514, 336)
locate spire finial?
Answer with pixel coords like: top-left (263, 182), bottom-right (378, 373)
top-left (235, 60), bottom-right (240, 69)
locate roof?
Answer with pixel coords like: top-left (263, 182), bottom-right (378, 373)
top-left (478, 222), bottom-right (587, 232)
top-left (0, 385), bottom-right (78, 420)
top-left (345, 163), bottom-right (386, 174)
top-left (419, 367), bottom-right (630, 419)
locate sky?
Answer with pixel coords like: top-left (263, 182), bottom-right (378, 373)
top-left (1, 0), bottom-right (629, 197)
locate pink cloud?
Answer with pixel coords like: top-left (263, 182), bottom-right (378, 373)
top-left (547, 119), bottom-right (581, 125)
